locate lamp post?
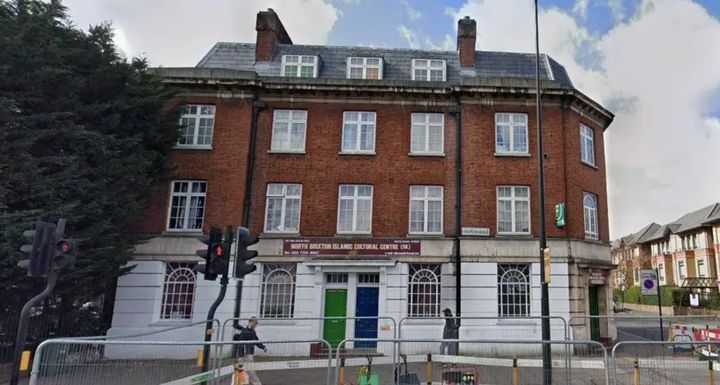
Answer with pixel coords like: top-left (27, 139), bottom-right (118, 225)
top-left (534, 1), bottom-right (552, 384)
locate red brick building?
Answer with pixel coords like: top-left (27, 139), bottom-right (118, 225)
top-left (108, 9), bottom-right (615, 351)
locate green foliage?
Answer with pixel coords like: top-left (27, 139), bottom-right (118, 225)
top-left (624, 286), bottom-right (641, 304)
top-left (640, 285), bottom-right (678, 306)
top-left (0, 0), bottom-right (178, 314)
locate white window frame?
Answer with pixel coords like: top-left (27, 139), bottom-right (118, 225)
top-left (159, 263), bottom-right (196, 321)
top-left (408, 186), bottom-right (444, 235)
top-left (497, 264), bottom-right (531, 318)
top-left (177, 105), bottom-right (215, 149)
top-left (407, 264), bottom-right (441, 318)
top-left (411, 59), bottom-right (447, 81)
top-left (496, 186), bottom-right (531, 235)
top-left (678, 261), bottom-right (686, 280)
top-left (166, 181), bottom-right (207, 232)
top-left (336, 184), bottom-right (373, 234)
top-left (495, 113), bottom-right (529, 155)
top-left (281, 55), bottom-right (319, 78)
top-left (341, 111), bottom-right (376, 154)
top-left (580, 123), bottom-right (596, 166)
top-left (410, 113), bottom-right (444, 155)
top-left (698, 259), bottom-right (707, 277)
top-left (260, 263), bottom-right (296, 318)
top-left (346, 57), bottom-right (383, 80)
top-left (271, 110), bottom-right (307, 153)
top-left (583, 192), bottom-right (599, 240)
top-left (264, 183), bottom-right (302, 234)
top-left (658, 263), bottom-right (665, 282)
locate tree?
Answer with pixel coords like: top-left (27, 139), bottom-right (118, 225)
top-left (0, 0), bottom-right (178, 320)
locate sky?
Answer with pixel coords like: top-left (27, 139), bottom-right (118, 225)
top-left (62, 0), bottom-right (720, 239)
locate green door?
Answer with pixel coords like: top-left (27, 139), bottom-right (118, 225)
top-left (589, 286), bottom-right (600, 341)
top-left (323, 289), bottom-right (347, 348)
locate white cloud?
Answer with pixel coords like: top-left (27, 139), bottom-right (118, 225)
top-left (397, 25), bottom-right (420, 49)
top-left (608, 0), bottom-right (626, 22)
top-left (455, 0), bottom-right (720, 238)
top-left (573, 0), bottom-right (590, 18)
top-left (400, 0), bottom-right (422, 20)
top-left (426, 34), bottom-right (454, 51)
top-left (63, 0), bottom-right (339, 66)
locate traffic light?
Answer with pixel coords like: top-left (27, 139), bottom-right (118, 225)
top-left (19, 220), bottom-right (56, 277)
top-left (195, 227), bottom-right (229, 281)
top-left (18, 219), bottom-right (77, 277)
top-left (234, 226), bottom-right (258, 279)
top-left (53, 219), bottom-right (77, 272)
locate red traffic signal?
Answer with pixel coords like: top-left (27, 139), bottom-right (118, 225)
top-left (212, 244), bottom-right (224, 257)
top-left (57, 240), bottom-right (70, 253)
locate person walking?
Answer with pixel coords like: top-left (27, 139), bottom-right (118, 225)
top-left (233, 317), bottom-right (267, 385)
top-left (440, 308), bottom-right (460, 355)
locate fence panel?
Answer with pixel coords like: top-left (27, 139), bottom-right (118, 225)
top-left (569, 315), bottom-right (720, 343)
top-left (612, 340), bottom-right (720, 385)
top-left (398, 316), bottom-right (568, 355)
top-left (29, 338), bottom-right (333, 385)
top-left (336, 338), bottom-right (608, 385)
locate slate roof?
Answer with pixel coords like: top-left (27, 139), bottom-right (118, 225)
top-left (672, 203), bottom-right (719, 233)
top-left (196, 43), bottom-right (573, 88)
top-left (704, 204), bottom-right (720, 225)
top-left (636, 203), bottom-right (720, 243)
top-left (614, 222), bottom-right (661, 248)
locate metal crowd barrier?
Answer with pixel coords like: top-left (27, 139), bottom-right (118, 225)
top-left (29, 338), bottom-right (333, 385)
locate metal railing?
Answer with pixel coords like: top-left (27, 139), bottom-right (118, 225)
top-left (29, 338), bottom-right (333, 385)
top-left (336, 338), bottom-right (608, 385)
top-left (611, 340), bottom-right (720, 385)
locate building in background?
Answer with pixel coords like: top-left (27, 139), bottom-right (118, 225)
top-left (107, 9), bottom-right (615, 356)
top-left (612, 203), bottom-right (720, 290)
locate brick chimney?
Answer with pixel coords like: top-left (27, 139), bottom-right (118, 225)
top-left (457, 16), bottom-right (477, 69)
top-left (255, 8), bottom-right (293, 62)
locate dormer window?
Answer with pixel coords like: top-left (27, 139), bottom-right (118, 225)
top-left (347, 57), bottom-right (383, 80)
top-left (281, 55), bottom-right (319, 78)
top-left (412, 59), bottom-right (446, 81)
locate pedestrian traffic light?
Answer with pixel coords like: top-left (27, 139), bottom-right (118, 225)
top-left (234, 227), bottom-right (258, 279)
top-left (195, 227), bottom-right (224, 281)
top-left (52, 219), bottom-right (76, 272)
top-left (18, 219), bottom-right (77, 277)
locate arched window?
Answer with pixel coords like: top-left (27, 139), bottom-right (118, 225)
top-left (160, 263), bottom-right (196, 320)
top-left (260, 264), bottom-right (296, 318)
top-left (497, 264), bottom-right (530, 318)
top-left (408, 264), bottom-right (441, 318)
top-left (584, 192), bottom-right (598, 239)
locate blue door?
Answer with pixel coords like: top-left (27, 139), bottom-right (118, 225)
top-left (354, 287), bottom-right (379, 348)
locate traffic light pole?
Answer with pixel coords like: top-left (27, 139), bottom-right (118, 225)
top-left (534, 1), bottom-right (551, 384)
top-left (201, 273), bottom-right (228, 374)
top-left (10, 269), bottom-right (57, 385)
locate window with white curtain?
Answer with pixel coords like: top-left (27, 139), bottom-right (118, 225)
top-left (408, 264), bottom-right (441, 318)
top-left (497, 264), bottom-right (530, 318)
top-left (410, 113), bottom-right (444, 155)
top-left (580, 124), bottom-right (595, 166)
top-left (160, 263), bottom-right (196, 320)
top-left (264, 184), bottom-right (302, 233)
top-left (337, 185), bottom-right (373, 233)
top-left (167, 181), bottom-right (207, 231)
top-left (409, 186), bottom-right (443, 234)
top-left (584, 192), bottom-right (599, 240)
top-left (341, 112), bottom-right (376, 153)
top-left (178, 105), bottom-right (215, 148)
top-left (260, 264), bottom-right (296, 318)
top-left (495, 113), bottom-right (528, 155)
top-left (497, 186), bottom-right (530, 234)
top-left (271, 110), bottom-right (307, 152)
